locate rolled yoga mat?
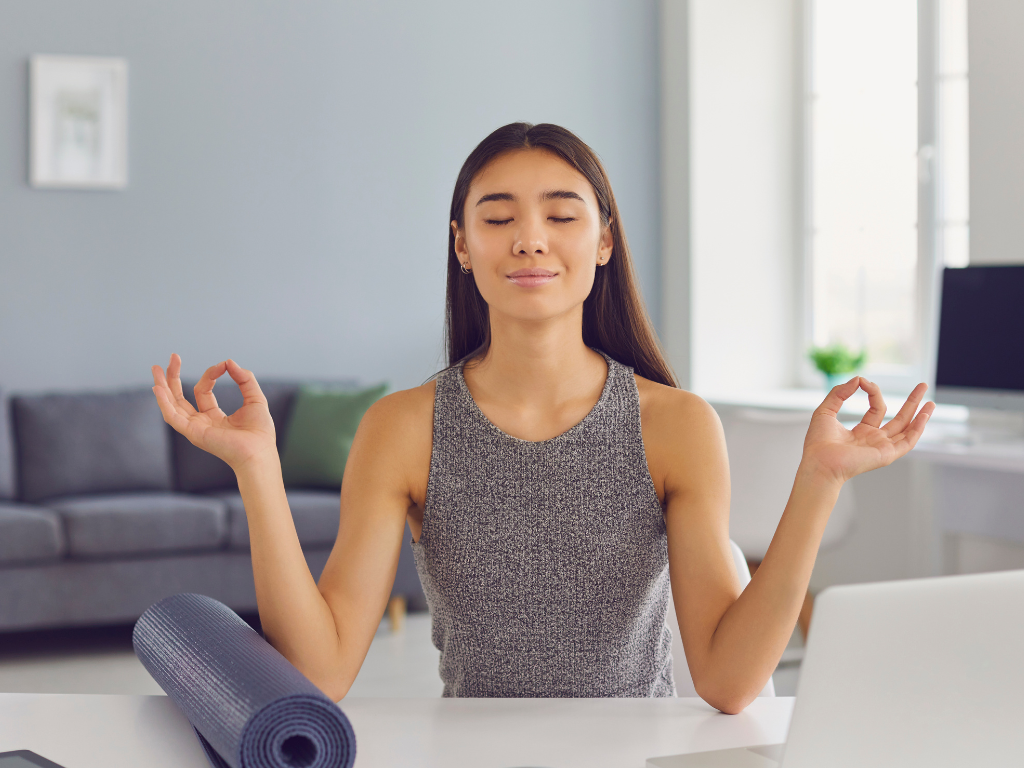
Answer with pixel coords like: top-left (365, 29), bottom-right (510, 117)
top-left (133, 592), bottom-right (356, 768)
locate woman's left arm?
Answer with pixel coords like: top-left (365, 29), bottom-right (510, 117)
top-left (662, 376), bottom-right (934, 714)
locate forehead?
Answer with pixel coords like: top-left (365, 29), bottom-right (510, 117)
top-left (469, 148), bottom-right (597, 206)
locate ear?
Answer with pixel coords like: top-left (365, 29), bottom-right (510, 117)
top-left (598, 218), bottom-right (614, 264)
top-left (452, 220), bottom-right (469, 260)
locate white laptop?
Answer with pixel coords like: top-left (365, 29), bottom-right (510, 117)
top-left (648, 569), bottom-right (1024, 768)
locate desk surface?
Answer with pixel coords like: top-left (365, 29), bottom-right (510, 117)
top-left (703, 388), bottom-right (1024, 473)
top-left (0, 693), bottom-right (794, 768)
top-left (700, 387), bottom-right (970, 422)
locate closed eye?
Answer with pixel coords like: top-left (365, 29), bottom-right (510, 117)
top-left (550, 217), bottom-right (577, 223)
top-left (485, 218), bottom-right (513, 225)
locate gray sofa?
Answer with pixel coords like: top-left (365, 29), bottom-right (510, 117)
top-left (0, 380), bottom-right (425, 633)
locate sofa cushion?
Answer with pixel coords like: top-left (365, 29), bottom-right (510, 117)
top-left (48, 492), bottom-right (228, 558)
top-left (280, 383), bottom-right (388, 490)
top-left (0, 391), bottom-right (15, 500)
top-left (13, 389), bottom-right (173, 504)
top-left (0, 502), bottom-right (64, 564)
top-left (217, 489), bottom-right (339, 550)
top-left (171, 381), bottom-right (301, 493)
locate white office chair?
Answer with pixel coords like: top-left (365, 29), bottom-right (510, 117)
top-left (667, 539), bottom-right (776, 698)
top-left (723, 407), bottom-right (855, 559)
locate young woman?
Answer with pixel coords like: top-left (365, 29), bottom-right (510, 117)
top-left (151, 122), bottom-right (934, 713)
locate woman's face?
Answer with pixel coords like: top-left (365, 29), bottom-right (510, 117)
top-left (452, 148), bottom-right (613, 324)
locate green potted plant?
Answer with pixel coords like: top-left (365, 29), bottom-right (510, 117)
top-left (807, 343), bottom-right (867, 390)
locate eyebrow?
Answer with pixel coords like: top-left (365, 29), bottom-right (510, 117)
top-left (476, 192), bottom-right (516, 206)
top-left (475, 190), bottom-right (586, 206)
top-left (542, 190), bottom-right (586, 203)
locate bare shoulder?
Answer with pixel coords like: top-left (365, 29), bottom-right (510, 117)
top-left (633, 374), bottom-right (728, 501)
top-left (633, 374), bottom-right (722, 438)
top-left (358, 378), bottom-right (436, 446)
top-left (343, 378), bottom-right (436, 506)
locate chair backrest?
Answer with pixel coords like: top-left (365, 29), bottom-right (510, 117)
top-left (668, 539), bottom-right (776, 698)
top-left (721, 407), bottom-right (855, 560)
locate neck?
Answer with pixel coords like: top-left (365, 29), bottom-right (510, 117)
top-left (465, 307), bottom-right (607, 409)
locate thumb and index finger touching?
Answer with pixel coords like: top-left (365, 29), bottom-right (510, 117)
top-left (816, 375), bottom-right (866, 418)
top-left (151, 354), bottom-right (266, 424)
top-left (817, 374), bottom-right (937, 442)
top-left (223, 358), bottom-right (266, 405)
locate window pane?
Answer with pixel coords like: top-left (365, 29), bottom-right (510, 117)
top-left (940, 77), bottom-right (970, 225)
top-left (810, 1), bottom-right (918, 369)
top-left (939, 0), bottom-right (968, 76)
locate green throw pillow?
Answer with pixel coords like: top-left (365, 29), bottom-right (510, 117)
top-left (280, 382), bottom-right (388, 489)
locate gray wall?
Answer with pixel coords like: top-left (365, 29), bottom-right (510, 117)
top-left (0, 0), bottom-right (660, 394)
top-left (969, 0), bottom-right (1024, 265)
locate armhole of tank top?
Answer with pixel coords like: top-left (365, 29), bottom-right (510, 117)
top-left (630, 370), bottom-right (668, 519)
top-left (415, 365), bottom-right (450, 547)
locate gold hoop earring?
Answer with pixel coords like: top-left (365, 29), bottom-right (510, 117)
top-left (460, 262), bottom-right (472, 274)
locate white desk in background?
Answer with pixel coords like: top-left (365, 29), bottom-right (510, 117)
top-left (909, 417), bottom-right (1024, 571)
top-left (699, 387), bottom-right (973, 425)
top-left (0, 693), bottom-right (794, 768)
top-left (702, 388), bottom-right (1024, 577)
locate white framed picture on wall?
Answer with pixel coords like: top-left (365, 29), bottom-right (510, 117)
top-left (30, 55), bottom-right (128, 189)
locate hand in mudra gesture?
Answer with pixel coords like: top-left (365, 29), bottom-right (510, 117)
top-left (802, 376), bottom-right (935, 486)
top-left (152, 354), bottom-right (276, 472)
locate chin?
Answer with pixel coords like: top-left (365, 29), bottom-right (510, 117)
top-left (494, 299), bottom-right (582, 324)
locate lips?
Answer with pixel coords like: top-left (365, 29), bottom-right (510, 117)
top-left (507, 268), bottom-right (557, 287)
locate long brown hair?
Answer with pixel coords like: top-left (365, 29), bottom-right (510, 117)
top-left (443, 122), bottom-right (677, 388)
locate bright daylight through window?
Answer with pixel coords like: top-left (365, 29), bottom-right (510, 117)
top-left (807, 0), bottom-right (969, 388)
top-left (808, 1), bottom-right (919, 380)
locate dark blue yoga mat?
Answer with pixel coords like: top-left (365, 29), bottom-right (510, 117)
top-left (133, 593), bottom-right (356, 768)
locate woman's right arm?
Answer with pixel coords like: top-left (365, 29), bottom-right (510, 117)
top-left (151, 354), bottom-right (420, 701)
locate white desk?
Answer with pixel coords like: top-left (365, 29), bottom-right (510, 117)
top-left (701, 388), bottom-right (1024, 474)
top-left (703, 389), bottom-right (1024, 573)
top-left (0, 693), bottom-right (794, 768)
top-left (699, 387), bottom-right (970, 422)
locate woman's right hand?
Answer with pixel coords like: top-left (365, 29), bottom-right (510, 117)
top-left (152, 354), bottom-right (277, 472)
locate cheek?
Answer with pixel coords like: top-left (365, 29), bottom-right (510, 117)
top-left (465, 224), bottom-right (510, 260)
top-left (553, 229), bottom-right (601, 269)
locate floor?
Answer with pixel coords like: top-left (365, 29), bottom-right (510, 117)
top-left (0, 612), bottom-right (802, 698)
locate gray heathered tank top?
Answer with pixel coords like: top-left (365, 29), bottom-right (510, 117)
top-left (411, 348), bottom-right (676, 698)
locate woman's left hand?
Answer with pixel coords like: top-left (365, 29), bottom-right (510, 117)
top-left (801, 376), bottom-right (936, 486)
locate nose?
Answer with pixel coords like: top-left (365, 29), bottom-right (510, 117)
top-left (513, 213), bottom-right (548, 256)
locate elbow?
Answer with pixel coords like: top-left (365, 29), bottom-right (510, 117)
top-left (703, 695), bottom-right (751, 716)
top-left (315, 678), bottom-right (351, 703)
top-left (272, 647), bottom-right (352, 702)
top-left (299, 658), bottom-right (355, 702)
top-left (301, 664), bottom-right (353, 702)
top-left (692, 675), bottom-right (759, 715)
top-left (264, 629), bottom-right (352, 702)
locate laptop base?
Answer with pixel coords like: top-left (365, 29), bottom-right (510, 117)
top-left (647, 743), bottom-right (785, 767)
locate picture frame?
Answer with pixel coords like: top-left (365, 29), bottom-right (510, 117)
top-left (30, 55), bottom-right (128, 189)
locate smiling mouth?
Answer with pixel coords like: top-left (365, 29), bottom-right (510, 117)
top-left (507, 272), bottom-right (557, 286)
top-left (507, 274), bottom-right (557, 286)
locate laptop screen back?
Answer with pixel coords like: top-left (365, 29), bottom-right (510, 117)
top-left (781, 570), bottom-right (1024, 768)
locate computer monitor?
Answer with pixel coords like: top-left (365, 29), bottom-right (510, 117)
top-left (934, 264), bottom-right (1024, 410)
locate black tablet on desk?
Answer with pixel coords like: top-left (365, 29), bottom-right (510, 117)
top-left (0, 751), bottom-right (66, 768)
